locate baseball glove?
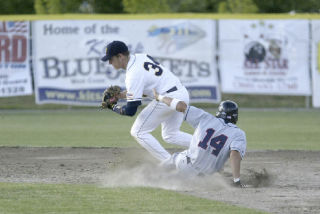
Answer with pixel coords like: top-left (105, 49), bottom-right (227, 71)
top-left (101, 85), bottom-right (121, 109)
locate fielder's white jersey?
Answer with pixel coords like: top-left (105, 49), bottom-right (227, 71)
top-left (184, 106), bottom-right (247, 175)
top-left (125, 54), bottom-right (182, 102)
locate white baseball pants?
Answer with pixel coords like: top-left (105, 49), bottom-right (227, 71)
top-left (174, 151), bottom-right (200, 176)
top-left (130, 87), bottom-right (192, 161)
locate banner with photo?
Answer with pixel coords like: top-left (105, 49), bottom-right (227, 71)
top-left (0, 21), bottom-right (32, 97)
top-left (311, 20), bottom-right (320, 108)
top-left (219, 19), bottom-right (311, 95)
top-left (33, 19), bottom-right (219, 105)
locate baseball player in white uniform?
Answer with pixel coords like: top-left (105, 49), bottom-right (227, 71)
top-left (101, 41), bottom-right (192, 163)
top-left (153, 90), bottom-right (247, 187)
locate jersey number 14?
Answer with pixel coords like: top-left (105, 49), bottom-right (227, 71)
top-left (198, 129), bottom-right (228, 156)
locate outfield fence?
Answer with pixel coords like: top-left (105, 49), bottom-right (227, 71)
top-left (0, 14), bottom-right (320, 107)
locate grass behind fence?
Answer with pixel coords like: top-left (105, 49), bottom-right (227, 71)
top-left (1, 109), bottom-right (319, 150)
top-left (0, 93), bottom-right (308, 110)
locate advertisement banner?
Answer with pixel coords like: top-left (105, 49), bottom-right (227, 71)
top-left (33, 20), bottom-right (219, 105)
top-left (219, 19), bottom-right (311, 95)
top-left (0, 21), bottom-right (32, 97)
top-left (312, 20), bottom-right (320, 108)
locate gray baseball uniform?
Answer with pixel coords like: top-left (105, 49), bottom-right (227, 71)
top-left (174, 106), bottom-right (247, 175)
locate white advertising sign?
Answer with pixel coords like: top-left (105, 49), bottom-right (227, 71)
top-left (219, 19), bottom-right (311, 95)
top-left (33, 20), bottom-right (219, 105)
top-left (311, 20), bottom-right (320, 108)
top-left (0, 21), bottom-right (32, 97)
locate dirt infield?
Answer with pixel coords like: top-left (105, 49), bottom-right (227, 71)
top-left (0, 147), bottom-right (319, 214)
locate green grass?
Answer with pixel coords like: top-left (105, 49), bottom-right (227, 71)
top-left (0, 183), bottom-right (266, 214)
top-left (239, 110), bottom-right (320, 150)
top-left (1, 109), bottom-right (319, 214)
top-left (0, 93), bottom-right (307, 109)
top-left (1, 109), bottom-right (319, 150)
top-left (0, 110), bottom-right (137, 147)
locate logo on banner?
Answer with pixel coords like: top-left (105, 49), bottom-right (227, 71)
top-left (148, 22), bottom-right (205, 53)
top-left (243, 21), bottom-right (288, 73)
top-left (0, 21), bottom-right (27, 33)
top-left (0, 21), bottom-right (28, 66)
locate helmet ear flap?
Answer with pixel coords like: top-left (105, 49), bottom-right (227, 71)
top-left (215, 110), bottom-right (225, 119)
top-left (231, 112), bottom-right (238, 124)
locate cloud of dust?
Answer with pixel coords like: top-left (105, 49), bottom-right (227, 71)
top-left (99, 163), bottom-right (230, 191)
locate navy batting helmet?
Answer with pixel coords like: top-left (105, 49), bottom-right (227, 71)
top-left (216, 100), bottom-right (238, 124)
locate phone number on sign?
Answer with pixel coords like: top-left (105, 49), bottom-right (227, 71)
top-left (1, 87), bottom-right (25, 95)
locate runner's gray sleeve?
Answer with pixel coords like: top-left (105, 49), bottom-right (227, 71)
top-left (230, 130), bottom-right (247, 159)
top-left (184, 106), bottom-right (211, 129)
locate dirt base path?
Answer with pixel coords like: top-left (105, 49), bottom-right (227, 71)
top-left (0, 147), bottom-right (319, 214)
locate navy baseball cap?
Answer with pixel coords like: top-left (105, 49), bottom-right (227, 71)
top-left (101, 41), bottom-right (128, 62)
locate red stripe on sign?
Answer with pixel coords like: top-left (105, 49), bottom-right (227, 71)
top-left (0, 22), bottom-right (7, 32)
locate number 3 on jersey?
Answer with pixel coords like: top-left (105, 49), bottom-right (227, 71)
top-left (198, 129), bottom-right (228, 156)
top-left (143, 55), bottom-right (163, 76)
